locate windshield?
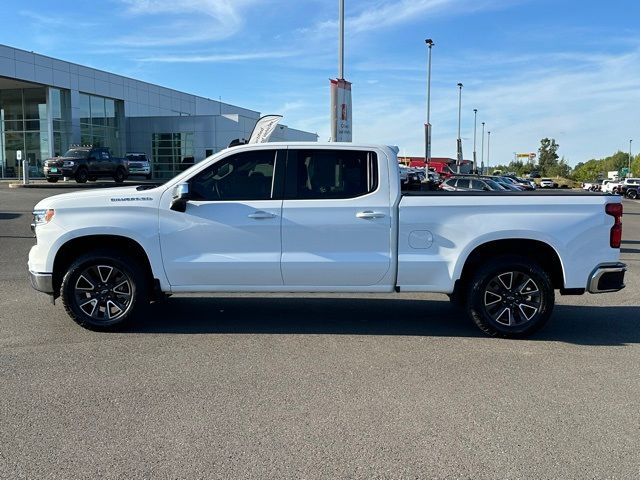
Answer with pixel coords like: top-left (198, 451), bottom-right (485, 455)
top-left (62, 148), bottom-right (90, 158)
top-left (484, 179), bottom-right (506, 190)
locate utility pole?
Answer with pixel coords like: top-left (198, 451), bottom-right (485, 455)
top-left (456, 82), bottom-right (463, 173)
top-left (425, 39), bottom-right (434, 171)
top-left (487, 131), bottom-right (491, 172)
top-left (473, 108), bottom-right (477, 174)
top-left (481, 122), bottom-right (485, 174)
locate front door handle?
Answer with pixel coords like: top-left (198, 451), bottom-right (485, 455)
top-left (356, 210), bottom-right (385, 219)
top-left (248, 211), bottom-right (276, 219)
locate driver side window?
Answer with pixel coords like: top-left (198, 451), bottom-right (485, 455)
top-left (189, 150), bottom-right (276, 201)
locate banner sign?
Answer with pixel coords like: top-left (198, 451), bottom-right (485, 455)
top-left (330, 79), bottom-right (352, 142)
top-left (248, 115), bottom-right (283, 144)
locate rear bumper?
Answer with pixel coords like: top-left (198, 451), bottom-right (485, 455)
top-left (29, 270), bottom-right (54, 294)
top-left (587, 262), bottom-right (626, 293)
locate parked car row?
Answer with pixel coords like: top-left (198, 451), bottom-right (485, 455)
top-left (44, 147), bottom-right (152, 184)
top-left (437, 174), bottom-right (536, 192)
top-left (584, 177), bottom-right (640, 198)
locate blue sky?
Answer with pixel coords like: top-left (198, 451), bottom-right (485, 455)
top-left (1, 0), bottom-right (639, 166)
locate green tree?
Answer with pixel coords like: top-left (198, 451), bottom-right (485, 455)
top-left (572, 159), bottom-right (606, 182)
top-left (631, 154), bottom-right (640, 177)
top-left (538, 138), bottom-right (560, 176)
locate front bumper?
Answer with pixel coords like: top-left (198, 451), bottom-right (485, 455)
top-left (29, 270), bottom-right (54, 294)
top-left (44, 166), bottom-right (75, 177)
top-left (587, 263), bottom-right (626, 293)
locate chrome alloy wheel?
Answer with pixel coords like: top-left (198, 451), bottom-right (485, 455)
top-left (73, 265), bottom-right (133, 322)
top-left (483, 271), bottom-right (541, 327)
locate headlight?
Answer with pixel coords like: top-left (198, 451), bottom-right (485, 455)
top-left (32, 209), bottom-right (55, 227)
top-left (62, 160), bottom-right (75, 167)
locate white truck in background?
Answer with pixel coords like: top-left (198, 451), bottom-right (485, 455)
top-left (29, 143), bottom-right (626, 338)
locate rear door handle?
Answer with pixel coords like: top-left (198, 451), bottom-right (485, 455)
top-left (248, 211), bottom-right (276, 219)
top-left (356, 210), bottom-right (385, 219)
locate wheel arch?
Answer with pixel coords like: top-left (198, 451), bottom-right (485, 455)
top-left (455, 238), bottom-right (565, 293)
top-left (52, 234), bottom-right (155, 298)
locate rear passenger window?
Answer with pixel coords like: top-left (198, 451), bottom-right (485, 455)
top-left (456, 179), bottom-right (470, 189)
top-left (189, 150), bottom-right (277, 201)
top-left (286, 149), bottom-right (378, 199)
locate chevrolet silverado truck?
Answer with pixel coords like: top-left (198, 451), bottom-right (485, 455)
top-left (44, 147), bottom-right (129, 184)
top-left (29, 143), bottom-right (626, 338)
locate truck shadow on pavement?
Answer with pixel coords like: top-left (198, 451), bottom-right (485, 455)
top-left (123, 297), bottom-right (640, 346)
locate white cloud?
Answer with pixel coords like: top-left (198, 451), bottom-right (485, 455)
top-left (301, 0), bottom-right (517, 37)
top-left (112, 0), bottom-right (261, 47)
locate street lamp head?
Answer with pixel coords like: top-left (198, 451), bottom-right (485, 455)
top-left (425, 38), bottom-right (434, 45)
top-left (473, 108), bottom-right (478, 113)
top-left (457, 82), bottom-right (463, 88)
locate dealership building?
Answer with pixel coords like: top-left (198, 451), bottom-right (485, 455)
top-left (0, 44), bottom-right (317, 179)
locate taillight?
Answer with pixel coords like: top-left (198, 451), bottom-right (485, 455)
top-left (605, 203), bottom-right (623, 248)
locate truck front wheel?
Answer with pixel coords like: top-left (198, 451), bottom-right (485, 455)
top-left (60, 249), bottom-right (148, 331)
top-left (113, 167), bottom-right (126, 183)
top-left (466, 255), bottom-right (554, 338)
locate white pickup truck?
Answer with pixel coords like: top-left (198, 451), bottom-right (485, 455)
top-left (29, 143), bottom-right (626, 338)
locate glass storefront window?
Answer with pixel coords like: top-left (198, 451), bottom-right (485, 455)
top-left (152, 132), bottom-right (195, 179)
top-left (1, 89), bottom-right (23, 121)
top-left (79, 93), bottom-right (90, 125)
top-left (23, 88), bottom-right (46, 120)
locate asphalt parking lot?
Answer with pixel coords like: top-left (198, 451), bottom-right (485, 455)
top-left (1, 183), bottom-right (639, 479)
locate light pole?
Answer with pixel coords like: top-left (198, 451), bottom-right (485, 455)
top-left (425, 39), bottom-right (434, 171)
top-left (481, 122), bottom-right (485, 174)
top-left (338, 0), bottom-right (344, 79)
top-left (473, 108), bottom-right (478, 174)
top-left (487, 131), bottom-right (491, 172)
top-left (456, 82), bottom-right (463, 173)
top-left (629, 139), bottom-right (633, 178)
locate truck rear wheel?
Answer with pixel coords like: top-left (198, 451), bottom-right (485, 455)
top-left (466, 255), bottom-right (554, 338)
top-left (46, 177), bottom-right (58, 183)
top-left (628, 189), bottom-right (638, 199)
top-left (60, 249), bottom-right (148, 331)
top-left (75, 167), bottom-right (88, 183)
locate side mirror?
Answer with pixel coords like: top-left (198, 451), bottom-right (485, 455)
top-left (170, 183), bottom-right (189, 212)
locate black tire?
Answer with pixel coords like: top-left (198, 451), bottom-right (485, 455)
top-left (46, 177), bottom-right (58, 183)
top-left (628, 189), bottom-right (638, 199)
top-left (113, 167), bottom-right (126, 183)
top-left (466, 255), bottom-right (554, 338)
top-left (60, 249), bottom-right (149, 331)
top-left (75, 167), bottom-right (88, 183)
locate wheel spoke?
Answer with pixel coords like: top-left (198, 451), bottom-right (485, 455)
top-left (112, 280), bottom-right (131, 296)
top-left (106, 300), bottom-right (124, 319)
top-left (518, 302), bottom-right (539, 321)
top-left (76, 274), bottom-right (95, 291)
top-left (497, 272), bottom-right (513, 290)
top-left (97, 265), bottom-right (114, 283)
top-left (484, 291), bottom-right (502, 306)
top-left (519, 278), bottom-right (539, 295)
top-left (495, 307), bottom-right (512, 326)
top-left (79, 298), bottom-right (98, 317)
